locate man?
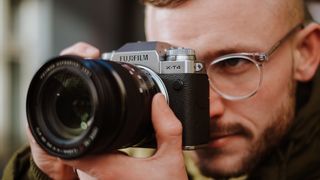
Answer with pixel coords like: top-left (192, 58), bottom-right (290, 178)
top-left (3, 0), bottom-right (320, 179)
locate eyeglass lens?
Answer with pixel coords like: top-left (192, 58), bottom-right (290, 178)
top-left (208, 57), bottom-right (262, 100)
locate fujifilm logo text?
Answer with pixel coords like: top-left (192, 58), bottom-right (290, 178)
top-left (119, 54), bottom-right (149, 62)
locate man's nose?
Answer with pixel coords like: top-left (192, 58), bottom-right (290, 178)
top-left (209, 87), bottom-right (225, 118)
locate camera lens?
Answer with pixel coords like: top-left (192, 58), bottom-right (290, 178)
top-left (27, 55), bottom-right (160, 159)
top-left (43, 70), bottom-right (93, 139)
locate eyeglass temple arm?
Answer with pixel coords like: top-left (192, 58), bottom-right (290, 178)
top-left (260, 23), bottom-right (305, 61)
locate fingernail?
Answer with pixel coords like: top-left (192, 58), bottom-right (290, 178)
top-left (159, 93), bottom-right (169, 104)
top-left (85, 47), bottom-right (98, 55)
top-left (59, 48), bottom-right (70, 55)
top-left (155, 93), bottom-right (165, 102)
top-left (158, 93), bottom-right (165, 99)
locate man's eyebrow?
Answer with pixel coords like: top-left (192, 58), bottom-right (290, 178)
top-left (201, 44), bottom-right (263, 61)
top-left (201, 48), bottom-right (245, 61)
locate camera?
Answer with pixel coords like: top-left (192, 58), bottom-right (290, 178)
top-left (27, 41), bottom-right (209, 159)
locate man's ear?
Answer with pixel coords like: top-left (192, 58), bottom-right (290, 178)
top-left (293, 22), bottom-right (320, 82)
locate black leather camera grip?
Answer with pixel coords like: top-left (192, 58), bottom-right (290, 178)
top-left (159, 73), bottom-right (210, 148)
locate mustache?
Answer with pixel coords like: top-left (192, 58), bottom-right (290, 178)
top-left (210, 120), bottom-right (253, 139)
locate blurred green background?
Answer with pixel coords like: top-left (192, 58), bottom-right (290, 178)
top-left (0, 0), bottom-right (145, 175)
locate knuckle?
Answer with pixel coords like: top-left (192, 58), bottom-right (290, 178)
top-left (166, 119), bottom-right (183, 137)
top-left (74, 41), bottom-right (89, 48)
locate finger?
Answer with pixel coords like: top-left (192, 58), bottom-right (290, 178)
top-left (77, 169), bottom-right (97, 180)
top-left (26, 126), bottom-right (40, 148)
top-left (26, 124), bottom-right (36, 144)
top-left (62, 151), bottom-right (133, 178)
top-left (26, 126), bottom-right (49, 158)
top-left (151, 93), bottom-right (183, 155)
top-left (60, 42), bottom-right (100, 58)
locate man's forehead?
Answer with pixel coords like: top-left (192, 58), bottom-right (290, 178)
top-left (144, 0), bottom-right (301, 63)
top-left (145, 0), bottom-right (289, 48)
top-left (146, 0), bottom-right (288, 25)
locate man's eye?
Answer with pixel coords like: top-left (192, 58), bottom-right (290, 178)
top-left (220, 58), bottom-right (246, 68)
top-left (214, 58), bottom-right (252, 74)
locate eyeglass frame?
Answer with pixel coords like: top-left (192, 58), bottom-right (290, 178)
top-left (208, 23), bottom-right (305, 101)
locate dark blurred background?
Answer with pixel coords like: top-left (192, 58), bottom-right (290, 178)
top-left (0, 0), bottom-right (145, 175)
top-left (1, 0), bottom-right (320, 177)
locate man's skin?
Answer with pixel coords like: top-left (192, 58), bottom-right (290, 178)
top-left (27, 0), bottom-right (320, 179)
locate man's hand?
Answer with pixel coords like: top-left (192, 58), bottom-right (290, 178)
top-left (63, 93), bottom-right (188, 180)
top-left (59, 41), bottom-right (100, 58)
top-left (27, 128), bottom-right (78, 180)
top-left (26, 42), bottom-right (100, 180)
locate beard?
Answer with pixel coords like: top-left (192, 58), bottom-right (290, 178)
top-left (195, 78), bottom-right (296, 179)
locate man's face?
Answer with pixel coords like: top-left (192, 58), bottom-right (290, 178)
top-left (145, 0), bottom-right (297, 178)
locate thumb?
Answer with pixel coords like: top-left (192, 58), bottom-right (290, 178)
top-left (151, 93), bottom-right (183, 155)
top-left (60, 42), bottom-right (100, 58)
top-left (62, 151), bottom-right (131, 178)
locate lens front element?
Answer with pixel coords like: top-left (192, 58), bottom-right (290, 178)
top-left (43, 70), bottom-right (93, 139)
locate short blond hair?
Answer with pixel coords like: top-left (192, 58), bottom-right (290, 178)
top-left (141, 0), bottom-right (188, 7)
top-left (142, 0), bottom-right (311, 22)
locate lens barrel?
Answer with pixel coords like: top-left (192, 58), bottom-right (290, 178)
top-left (27, 55), bottom-right (159, 159)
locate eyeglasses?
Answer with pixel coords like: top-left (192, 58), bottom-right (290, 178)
top-left (207, 23), bottom-right (304, 101)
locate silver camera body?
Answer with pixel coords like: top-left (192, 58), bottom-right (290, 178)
top-left (103, 41), bottom-right (209, 150)
top-left (102, 41), bottom-right (206, 103)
